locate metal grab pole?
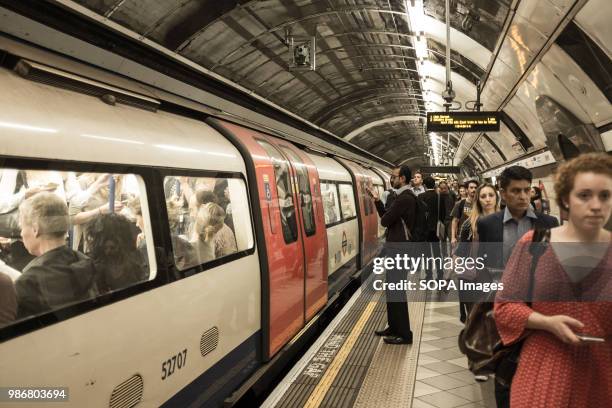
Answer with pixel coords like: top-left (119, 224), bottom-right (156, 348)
top-left (447, 132), bottom-right (451, 165)
top-left (446, 0), bottom-right (451, 89)
top-left (108, 175), bottom-right (116, 213)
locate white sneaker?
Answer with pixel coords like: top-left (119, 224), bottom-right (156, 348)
top-left (474, 374), bottom-right (489, 382)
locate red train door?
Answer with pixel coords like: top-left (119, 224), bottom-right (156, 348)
top-left (254, 138), bottom-right (307, 357)
top-left (207, 119), bottom-right (306, 359)
top-left (276, 142), bottom-right (328, 320)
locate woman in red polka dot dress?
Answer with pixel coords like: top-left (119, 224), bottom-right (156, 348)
top-left (495, 153), bottom-right (612, 407)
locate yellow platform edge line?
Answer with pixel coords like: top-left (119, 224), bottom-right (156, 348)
top-left (303, 295), bottom-right (380, 408)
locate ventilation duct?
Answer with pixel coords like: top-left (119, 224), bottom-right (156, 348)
top-left (15, 59), bottom-right (160, 112)
top-left (109, 374), bottom-right (144, 408)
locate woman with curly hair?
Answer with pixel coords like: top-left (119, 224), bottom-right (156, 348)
top-left (494, 152), bottom-right (612, 407)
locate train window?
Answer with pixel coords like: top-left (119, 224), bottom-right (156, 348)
top-left (361, 180), bottom-right (370, 216)
top-left (163, 175), bottom-right (253, 271)
top-left (338, 184), bottom-right (357, 220)
top-left (256, 140), bottom-right (299, 244)
top-left (321, 181), bottom-right (341, 226)
top-left (281, 148), bottom-right (316, 237)
top-left (364, 178), bottom-right (375, 216)
top-left (0, 168), bottom-right (155, 329)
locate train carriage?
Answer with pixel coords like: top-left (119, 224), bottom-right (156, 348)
top-left (0, 43), bottom-right (387, 407)
top-left (0, 63), bottom-right (262, 407)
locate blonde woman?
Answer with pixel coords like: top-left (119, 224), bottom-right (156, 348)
top-left (460, 183), bottom-right (500, 244)
top-left (456, 184), bottom-right (500, 382)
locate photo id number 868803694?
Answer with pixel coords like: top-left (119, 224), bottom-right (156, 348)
top-left (161, 349), bottom-right (187, 380)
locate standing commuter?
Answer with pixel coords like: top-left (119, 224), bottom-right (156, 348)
top-left (440, 180), bottom-right (457, 205)
top-left (530, 186), bottom-right (543, 212)
top-left (455, 184), bottom-right (499, 339)
top-left (420, 176), bottom-right (446, 280)
top-left (451, 180), bottom-right (459, 195)
top-left (476, 166), bottom-right (558, 407)
top-left (380, 174), bottom-right (397, 208)
top-left (410, 171), bottom-right (425, 196)
top-left (367, 166), bottom-right (416, 344)
top-left (451, 180), bottom-right (479, 246)
top-left (457, 185), bottom-right (467, 201)
top-left (438, 181), bottom-right (454, 258)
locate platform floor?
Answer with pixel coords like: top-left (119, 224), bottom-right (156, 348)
top-left (263, 278), bottom-right (497, 408)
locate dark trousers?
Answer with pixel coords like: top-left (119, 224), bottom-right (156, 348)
top-left (425, 230), bottom-right (442, 280)
top-left (494, 378), bottom-right (510, 408)
top-left (385, 267), bottom-right (412, 339)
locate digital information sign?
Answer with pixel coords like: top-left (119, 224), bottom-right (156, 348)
top-left (419, 166), bottom-right (461, 174)
top-left (427, 111), bottom-right (501, 132)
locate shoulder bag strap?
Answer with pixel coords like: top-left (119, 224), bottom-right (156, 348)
top-left (400, 191), bottom-right (412, 241)
top-left (526, 228), bottom-right (551, 305)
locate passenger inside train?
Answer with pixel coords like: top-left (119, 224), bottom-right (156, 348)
top-left (0, 169), bottom-right (249, 326)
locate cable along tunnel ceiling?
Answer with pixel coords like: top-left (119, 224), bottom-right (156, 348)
top-left (70, 0), bottom-right (606, 171)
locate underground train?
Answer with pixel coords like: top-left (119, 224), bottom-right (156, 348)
top-left (0, 39), bottom-right (390, 407)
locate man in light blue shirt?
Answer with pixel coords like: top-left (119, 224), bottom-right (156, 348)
top-left (502, 204), bottom-right (538, 264)
top-left (475, 165), bottom-right (558, 408)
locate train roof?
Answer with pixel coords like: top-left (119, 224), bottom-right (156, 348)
top-left (0, 68), bottom-right (245, 174)
top-left (306, 153), bottom-right (352, 183)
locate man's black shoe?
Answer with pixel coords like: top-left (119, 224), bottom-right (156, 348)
top-left (383, 335), bottom-right (413, 345)
top-left (374, 327), bottom-right (394, 336)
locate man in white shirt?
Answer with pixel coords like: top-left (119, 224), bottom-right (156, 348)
top-left (410, 171), bottom-right (425, 196)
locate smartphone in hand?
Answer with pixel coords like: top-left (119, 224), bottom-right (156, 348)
top-left (576, 334), bottom-right (605, 343)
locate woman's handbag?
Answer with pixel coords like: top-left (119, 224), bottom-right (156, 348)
top-left (458, 239), bottom-right (479, 281)
top-left (458, 228), bottom-right (551, 379)
top-left (453, 220), bottom-right (478, 280)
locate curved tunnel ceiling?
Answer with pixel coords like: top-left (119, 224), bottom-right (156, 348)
top-left (70, 0), bottom-right (611, 173)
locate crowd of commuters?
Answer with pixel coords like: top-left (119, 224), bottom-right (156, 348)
top-left (0, 171), bottom-right (238, 327)
top-left (368, 152), bottom-right (611, 407)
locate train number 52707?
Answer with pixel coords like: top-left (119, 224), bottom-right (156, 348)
top-left (161, 349), bottom-right (187, 380)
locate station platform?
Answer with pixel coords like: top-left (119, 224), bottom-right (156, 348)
top-left (263, 276), bottom-right (497, 408)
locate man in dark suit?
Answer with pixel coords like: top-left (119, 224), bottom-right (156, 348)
top-left (420, 176), bottom-right (447, 280)
top-left (368, 165), bottom-right (416, 345)
top-left (476, 165), bottom-right (558, 408)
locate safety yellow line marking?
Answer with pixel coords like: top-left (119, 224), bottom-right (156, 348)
top-left (304, 295), bottom-right (379, 408)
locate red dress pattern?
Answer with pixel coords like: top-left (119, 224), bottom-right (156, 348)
top-left (494, 231), bottom-right (612, 408)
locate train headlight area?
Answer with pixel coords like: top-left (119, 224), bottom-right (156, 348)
top-left (0, 0), bottom-right (610, 407)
